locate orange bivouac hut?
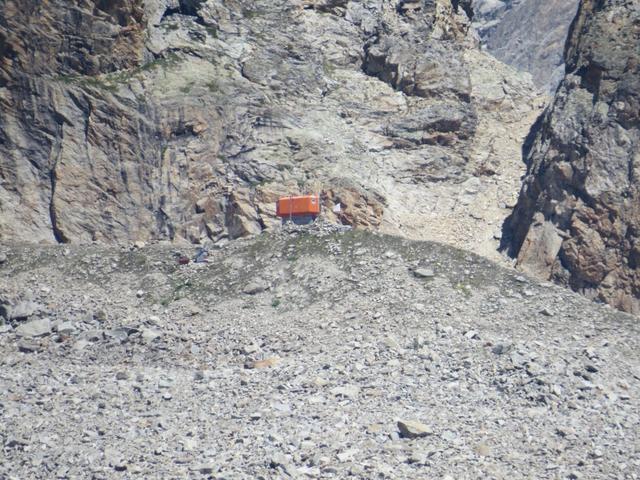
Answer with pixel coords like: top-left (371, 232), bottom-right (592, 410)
top-left (276, 195), bottom-right (321, 225)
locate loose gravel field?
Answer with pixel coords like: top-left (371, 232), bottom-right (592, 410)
top-left (1, 229), bottom-right (639, 479)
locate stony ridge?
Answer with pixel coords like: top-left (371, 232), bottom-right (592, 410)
top-left (1, 229), bottom-right (639, 478)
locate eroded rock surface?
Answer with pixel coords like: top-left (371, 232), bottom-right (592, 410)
top-left (505, 0), bottom-right (640, 313)
top-left (0, 0), bottom-right (541, 262)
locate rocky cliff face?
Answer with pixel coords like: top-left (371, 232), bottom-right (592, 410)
top-left (0, 0), bottom-right (541, 259)
top-left (472, 0), bottom-right (579, 91)
top-left (1, 0), bottom-right (152, 243)
top-left (505, 0), bottom-right (640, 313)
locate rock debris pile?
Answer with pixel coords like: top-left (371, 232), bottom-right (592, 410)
top-left (1, 230), bottom-right (639, 478)
top-left (280, 218), bottom-right (353, 237)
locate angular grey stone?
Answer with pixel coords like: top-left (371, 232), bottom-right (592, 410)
top-left (5, 437), bottom-right (28, 448)
top-left (1, 300), bottom-right (39, 321)
top-left (442, 430), bottom-right (458, 442)
top-left (464, 330), bottom-right (480, 340)
top-left (242, 342), bottom-right (259, 354)
top-left (73, 339), bottom-right (91, 350)
top-left (398, 420), bottom-right (433, 439)
top-left (510, 351), bottom-right (528, 368)
top-left (585, 363), bottom-right (599, 373)
top-left (330, 385), bottom-right (360, 399)
top-left (16, 318), bottom-right (51, 337)
top-left (526, 362), bottom-right (543, 377)
top-left (414, 268), bottom-right (435, 279)
top-left (104, 328), bottom-right (130, 343)
top-left (17, 340), bottom-right (39, 353)
top-left (79, 330), bottom-right (103, 342)
top-left (141, 328), bottom-right (162, 343)
top-left (337, 449), bottom-right (358, 462)
top-left (56, 321), bottom-right (76, 335)
top-left (492, 343), bottom-right (510, 355)
top-left (269, 454), bottom-right (298, 476)
top-left (243, 280), bottom-right (269, 295)
top-left (105, 448), bottom-right (127, 472)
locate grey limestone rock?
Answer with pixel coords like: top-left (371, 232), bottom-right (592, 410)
top-left (15, 318), bottom-right (52, 338)
top-left (243, 280), bottom-right (269, 295)
top-left (141, 328), bottom-right (162, 343)
top-left (414, 268), bottom-right (436, 279)
top-left (397, 420), bottom-right (433, 439)
top-left (0, 298), bottom-right (40, 321)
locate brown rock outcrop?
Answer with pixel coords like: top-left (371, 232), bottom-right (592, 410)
top-left (504, 0), bottom-right (640, 312)
top-left (0, 0), bottom-right (145, 79)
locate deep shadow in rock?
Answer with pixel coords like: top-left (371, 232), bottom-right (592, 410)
top-left (498, 108), bottom-right (546, 258)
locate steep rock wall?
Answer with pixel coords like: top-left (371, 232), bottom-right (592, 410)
top-left (0, 0), bottom-right (540, 253)
top-left (472, 0), bottom-right (579, 91)
top-left (505, 0), bottom-right (640, 312)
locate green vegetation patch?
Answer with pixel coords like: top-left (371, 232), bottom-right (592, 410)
top-left (53, 53), bottom-right (182, 92)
